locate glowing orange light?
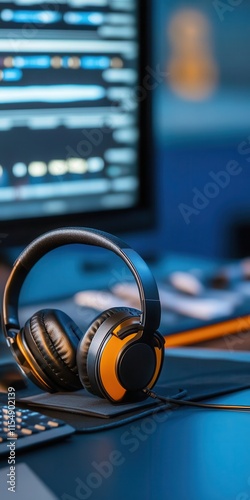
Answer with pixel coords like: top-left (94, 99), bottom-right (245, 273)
top-left (167, 9), bottom-right (219, 101)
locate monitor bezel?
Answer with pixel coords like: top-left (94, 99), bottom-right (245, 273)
top-left (0, 0), bottom-right (155, 247)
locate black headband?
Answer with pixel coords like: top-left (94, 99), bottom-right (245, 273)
top-left (2, 227), bottom-right (161, 341)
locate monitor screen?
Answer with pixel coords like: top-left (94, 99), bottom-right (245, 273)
top-left (0, 0), bottom-right (153, 246)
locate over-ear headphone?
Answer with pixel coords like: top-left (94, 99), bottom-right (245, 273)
top-left (2, 227), bottom-right (165, 403)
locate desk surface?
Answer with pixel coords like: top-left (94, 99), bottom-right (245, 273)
top-left (0, 388), bottom-right (250, 500)
top-left (1, 349), bottom-right (250, 500)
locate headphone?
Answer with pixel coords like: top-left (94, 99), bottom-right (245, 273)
top-left (2, 227), bottom-right (165, 404)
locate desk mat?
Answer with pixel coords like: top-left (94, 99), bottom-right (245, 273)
top-left (19, 390), bottom-right (160, 418)
top-left (16, 351), bottom-right (250, 432)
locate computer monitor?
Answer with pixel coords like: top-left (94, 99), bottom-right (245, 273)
top-left (0, 0), bottom-right (154, 248)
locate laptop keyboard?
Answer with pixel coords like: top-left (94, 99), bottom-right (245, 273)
top-left (0, 403), bottom-right (75, 456)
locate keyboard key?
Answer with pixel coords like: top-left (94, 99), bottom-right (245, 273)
top-left (34, 424), bottom-right (46, 431)
top-left (21, 428), bottom-right (33, 435)
top-left (47, 421), bottom-right (59, 428)
top-left (0, 403), bottom-right (75, 456)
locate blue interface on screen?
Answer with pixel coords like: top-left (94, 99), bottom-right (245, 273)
top-left (0, 0), bottom-right (139, 220)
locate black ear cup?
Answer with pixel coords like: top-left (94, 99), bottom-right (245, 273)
top-left (2, 228), bottom-right (164, 401)
top-left (77, 306), bottom-right (164, 403)
top-left (19, 309), bottom-right (83, 392)
top-left (77, 307), bottom-right (139, 397)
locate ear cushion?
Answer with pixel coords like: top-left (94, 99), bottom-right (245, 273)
top-left (77, 306), bottom-right (140, 395)
top-left (22, 309), bottom-right (83, 391)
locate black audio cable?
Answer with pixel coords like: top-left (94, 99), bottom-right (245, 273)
top-left (76, 389), bottom-right (188, 433)
top-left (143, 388), bottom-right (250, 412)
top-left (76, 388), bottom-right (250, 433)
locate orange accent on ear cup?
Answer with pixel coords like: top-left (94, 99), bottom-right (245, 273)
top-left (16, 329), bottom-right (52, 391)
top-left (77, 307), bottom-right (165, 402)
top-left (2, 228), bottom-right (163, 398)
top-left (22, 309), bottom-right (82, 391)
top-left (77, 308), bottom-right (125, 395)
top-left (77, 307), bottom-right (140, 397)
top-left (99, 331), bottom-right (143, 402)
top-left (113, 317), bottom-right (141, 337)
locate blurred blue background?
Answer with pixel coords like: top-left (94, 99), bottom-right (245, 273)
top-left (151, 0), bottom-right (250, 258)
top-left (2, 0), bottom-right (250, 306)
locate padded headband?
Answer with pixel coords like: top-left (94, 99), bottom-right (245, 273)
top-left (2, 227), bottom-right (161, 341)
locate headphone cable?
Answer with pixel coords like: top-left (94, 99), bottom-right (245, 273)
top-left (143, 388), bottom-right (250, 412)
